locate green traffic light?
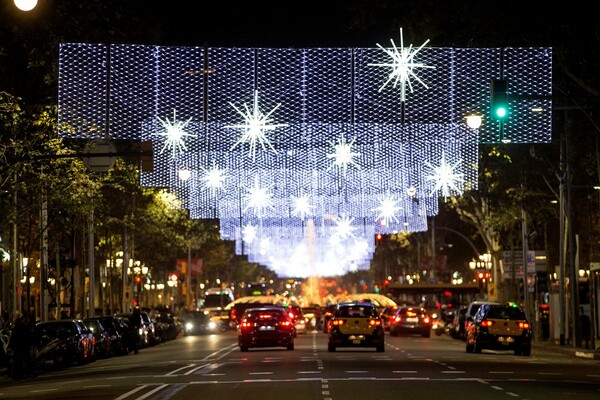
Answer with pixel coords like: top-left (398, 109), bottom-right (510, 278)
top-left (495, 106), bottom-right (508, 119)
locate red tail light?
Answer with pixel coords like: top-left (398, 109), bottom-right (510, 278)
top-left (369, 319), bottom-right (382, 326)
top-left (422, 316), bottom-right (431, 324)
top-left (240, 319), bottom-right (254, 329)
top-left (480, 320), bottom-right (494, 327)
top-left (332, 319), bottom-right (345, 326)
top-left (394, 316), bottom-right (402, 323)
top-left (280, 320), bottom-right (293, 328)
top-left (518, 321), bottom-right (530, 329)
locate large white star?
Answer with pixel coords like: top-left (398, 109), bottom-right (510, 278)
top-left (226, 90), bottom-right (288, 161)
top-left (424, 151), bottom-right (464, 199)
top-left (372, 194), bottom-right (402, 226)
top-left (243, 175), bottom-right (274, 218)
top-left (326, 132), bottom-right (361, 175)
top-left (369, 28), bottom-right (435, 102)
top-left (242, 224), bottom-right (257, 244)
top-left (0, 248), bottom-right (9, 263)
top-left (154, 109), bottom-right (194, 158)
top-left (331, 214), bottom-right (356, 240)
top-left (291, 192), bottom-right (314, 219)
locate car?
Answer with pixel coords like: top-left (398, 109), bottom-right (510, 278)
top-left (389, 306), bottom-right (432, 338)
top-left (83, 318), bottom-right (112, 359)
top-left (321, 304), bottom-right (338, 333)
top-left (464, 301), bottom-right (500, 337)
top-left (182, 311), bottom-right (217, 336)
top-left (327, 302), bottom-right (385, 352)
top-left (34, 320), bottom-right (96, 367)
top-left (465, 303), bottom-right (532, 356)
top-left (450, 307), bottom-right (468, 340)
top-left (380, 305), bottom-right (399, 331)
top-left (237, 305), bottom-right (295, 351)
top-left (95, 316), bottom-right (129, 355)
top-left (287, 305), bottom-right (307, 335)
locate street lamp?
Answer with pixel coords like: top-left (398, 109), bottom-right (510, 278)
top-left (14, 0), bottom-right (38, 12)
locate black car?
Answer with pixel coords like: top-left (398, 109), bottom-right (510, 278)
top-left (238, 305), bottom-right (295, 352)
top-left (95, 316), bottom-right (129, 355)
top-left (466, 303), bottom-right (532, 356)
top-left (35, 320), bottom-right (96, 367)
top-left (83, 318), bottom-right (112, 359)
top-left (182, 311), bottom-right (217, 336)
top-left (389, 306), bottom-right (432, 338)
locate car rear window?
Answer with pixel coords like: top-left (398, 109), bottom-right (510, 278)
top-left (486, 307), bottom-right (526, 320)
top-left (337, 306), bottom-right (375, 318)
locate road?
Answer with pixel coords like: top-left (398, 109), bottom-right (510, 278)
top-left (1, 330), bottom-right (599, 400)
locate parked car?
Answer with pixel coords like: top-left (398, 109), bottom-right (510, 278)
top-left (389, 306), bottom-right (432, 338)
top-left (34, 320), bottom-right (96, 367)
top-left (238, 305), bottom-right (295, 351)
top-left (466, 303), bottom-right (532, 356)
top-left (154, 312), bottom-right (180, 341)
top-left (328, 302), bottom-right (385, 352)
top-left (83, 318), bottom-right (112, 359)
top-left (95, 316), bottom-right (129, 355)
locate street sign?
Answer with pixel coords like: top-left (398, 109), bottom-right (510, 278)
top-left (82, 139), bottom-right (116, 172)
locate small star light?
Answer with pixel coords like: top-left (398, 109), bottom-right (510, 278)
top-left (154, 109), bottom-right (194, 158)
top-left (331, 214), bottom-right (357, 240)
top-left (1, 248), bottom-right (9, 263)
top-left (368, 27), bottom-right (435, 102)
top-left (242, 224), bottom-right (257, 244)
top-left (243, 175), bottom-right (274, 218)
top-left (226, 90), bottom-right (288, 161)
top-left (291, 192), bottom-right (314, 219)
top-left (200, 159), bottom-right (228, 193)
top-left (326, 132), bottom-right (361, 175)
top-left (373, 195), bottom-right (401, 226)
top-left (424, 151), bottom-right (464, 199)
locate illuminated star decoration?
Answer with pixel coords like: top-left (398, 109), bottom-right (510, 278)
top-left (331, 214), bottom-right (356, 240)
top-left (200, 159), bottom-right (228, 194)
top-left (154, 109), bottom-right (194, 158)
top-left (291, 192), bottom-right (314, 219)
top-left (242, 224), bottom-right (258, 244)
top-left (226, 90), bottom-right (288, 161)
top-left (424, 151), bottom-right (464, 199)
top-left (243, 175), bottom-right (274, 218)
top-left (372, 194), bottom-right (402, 226)
top-left (0, 248), bottom-right (9, 263)
top-left (368, 27), bottom-right (435, 102)
top-left (326, 132), bottom-right (361, 175)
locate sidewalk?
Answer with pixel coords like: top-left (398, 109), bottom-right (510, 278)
top-left (532, 339), bottom-right (600, 360)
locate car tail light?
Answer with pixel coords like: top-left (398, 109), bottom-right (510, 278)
top-left (369, 319), bottom-right (381, 326)
top-left (407, 311), bottom-right (417, 317)
top-left (332, 319), bottom-right (345, 326)
top-left (394, 316), bottom-right (402, 323)
top-left (422, 316), bottom-right (431, 324)
top-left (288, 312), bottom-right (295, 319)
top-left (240, 319), bottom-right (254, 329)
top-left (480, 320), bottom-right (494, 327)
top-left (280, 320), bottom-right (293, 328)
top-left (518, 321), bottom-right (530, 329)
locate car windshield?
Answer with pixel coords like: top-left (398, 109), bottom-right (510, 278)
top-left (486, 307), bottom-right (526, 320)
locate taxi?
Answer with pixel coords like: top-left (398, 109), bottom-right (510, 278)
top-left (327, 302), bottom-right (385, 352)
top-left (465, 303), bottom-right (532, 356)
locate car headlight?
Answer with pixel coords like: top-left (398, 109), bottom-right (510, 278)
top-left (185, 322), bottom-right (193, 331)
top-left (208, 321), bottom-right (217, 330)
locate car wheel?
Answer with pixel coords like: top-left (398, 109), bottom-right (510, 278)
top-left (466, 341), bottom-right (474, 353)
top-left (521, 347), bottom-right (531, 356)
top-left (240, 345), bottom-right (248, 352)
top-left (422, 331), bottom-right (431, 338)
top-left (474, 338), bottom-right (482, 353)
top-left (287, 342), bottom-right (294, 351)
top-left (376, 344), bottom-right (385, 352)
top-left (328, 343), bottom-right (336, 352)
top-left (390, 329), bottom-right (398, 337)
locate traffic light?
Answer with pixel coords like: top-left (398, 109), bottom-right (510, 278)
top-left (490, 79), bottom-right (509, 120)
top-left (375, 233), bottom-right (382, 246)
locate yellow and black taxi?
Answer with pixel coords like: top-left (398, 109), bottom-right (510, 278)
top-left (237, 305), bottom-right (295, 352)
top-left (327, 302), bottom-right (385, 352)
top-left (465, 302), bottom-right (532, 356)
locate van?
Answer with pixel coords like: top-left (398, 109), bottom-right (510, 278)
top-left (202, 288), bottom-right (235, 323)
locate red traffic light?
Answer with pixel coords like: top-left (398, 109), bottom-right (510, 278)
top-left (135, 276), bottom-right (142, 283)
top-left (477, 272), bottom-right (485, 280)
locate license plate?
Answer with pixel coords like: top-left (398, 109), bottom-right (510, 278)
top-left (353, 339), bottom-right (362, 344)
top-left (407, 317), bottom-right (418, 323)
top-left (259, 326), bottom-right (275, 331)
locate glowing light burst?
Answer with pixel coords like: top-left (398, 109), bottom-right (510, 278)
top-left (226, 90), bottom-right (288, 160)
top-left (331, 214), bottom-right (357, 240)
top-left (242, 224), bottom-right (258, 244)
top-left (154, 109), bottom-right (193, 158)
top-left (373, 194), bottom-right (402, 226)
top-left (0, 248), bottom-right (9, 263)
top-left (200, 159), bottom-right (228, 193)
top-left (243, 175), bottom-right (274, 217)
top-left (326, 132), bottom-right (361, 174)
top-left (369, 27), bottom-right (435, 102)
top-left (291, 192), bottom-right (314, 219)
top-left (424, 151), bottom-right (464, 199)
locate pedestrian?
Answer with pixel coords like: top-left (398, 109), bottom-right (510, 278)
top-left (8, 314), bottom-right (36, 379)
top-left (580, 307), bottom-right (591, 349)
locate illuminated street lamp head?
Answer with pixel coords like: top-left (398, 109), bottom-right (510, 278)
top-left (465, 114), bottom-right (482, 129)
top-left (14, 0), bottom-right (37, 11)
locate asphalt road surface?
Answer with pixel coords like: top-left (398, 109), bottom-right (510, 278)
top-left (1, 330), bottom-right (599, 400)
